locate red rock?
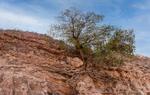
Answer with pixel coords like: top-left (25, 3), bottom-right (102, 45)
top-left (0, 29), bottom-right (149, 95)
top-left (66, 57), bottom-right (83, 68)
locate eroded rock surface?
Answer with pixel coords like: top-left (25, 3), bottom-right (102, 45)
top-left (0, 30), bottom-right (73, 95)
top-left (76, 75), bottom-right (101, 95)
top-left (66, 57), bottom-right (83, 68)
top-left (0, 30), bottom-right (149, 95)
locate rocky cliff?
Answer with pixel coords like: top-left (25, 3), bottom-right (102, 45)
top-left (0, 29), bottom-right (149, 95)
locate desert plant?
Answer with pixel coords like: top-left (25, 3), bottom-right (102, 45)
top-left (49, 8), bottom-right (135, 67)
top-left (50, 8), bottom-right (103, 62)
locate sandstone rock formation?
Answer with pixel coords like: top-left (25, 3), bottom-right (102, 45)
top-left (66, 57), bottom-right (83, 68)
top-left (0, 29), bottom-right (149, 95)
top-left (76, 75), bottom-right (101, 95)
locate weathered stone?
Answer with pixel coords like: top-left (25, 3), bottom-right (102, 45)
top-left (67, 57), bottom-right (83, 68)
top-left (0, 30), bottom-right (149, 95)
top-left (76, 75), bottom-right (101, 95)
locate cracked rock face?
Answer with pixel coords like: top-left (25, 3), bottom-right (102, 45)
top-left (66, 57), bottom-right (83, 68)
top-left (0, 30), bottom-right (73, 95)
top-left (76, 75), bottom-right (101, 95)
top-left (0, 30), bottom-right (149, 95)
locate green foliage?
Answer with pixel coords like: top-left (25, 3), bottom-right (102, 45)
top-left (58, 40), bottom-right (68, 50)
top-left (50, 8), bottom-right (135, 67)
top-left (106, 29), bottom-right (135, 56)
top-left (94, 51), bottom-right (124, 67)
top-left (93, 28), bottom-right (135, 66)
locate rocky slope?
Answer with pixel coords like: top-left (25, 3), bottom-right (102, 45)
top-left (0, 29), bottom-right (149, 95)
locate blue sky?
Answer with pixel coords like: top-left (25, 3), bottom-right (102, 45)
top-left (0, 0), bottom-right (150, 56)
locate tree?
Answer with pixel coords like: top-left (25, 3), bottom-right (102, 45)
top-left (51, 8), bottom-right (103, 61)
top-left (50, 8), bottom-right (135, 66)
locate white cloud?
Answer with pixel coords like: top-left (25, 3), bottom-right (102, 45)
top-left (0, 2), bottom-right (56, 33)
top-left (0, 8), bottom-right (51, 33)
top-left (0, 9), bottom-right (43, 26)
top-left (132, 0), bottom-right (150, 10)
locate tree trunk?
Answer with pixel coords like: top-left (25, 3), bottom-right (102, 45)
top-left (78, 48), bottom-right (88, 70)
top-left (75, 40), bottom-right (84, 61)
top-left (75, 39), bottom-right (87, 70)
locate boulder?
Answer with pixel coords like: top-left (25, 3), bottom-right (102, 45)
top-left (76, 75), bottom-right (101, 95)
top-left (66, 57), bottom-right (83, 68)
